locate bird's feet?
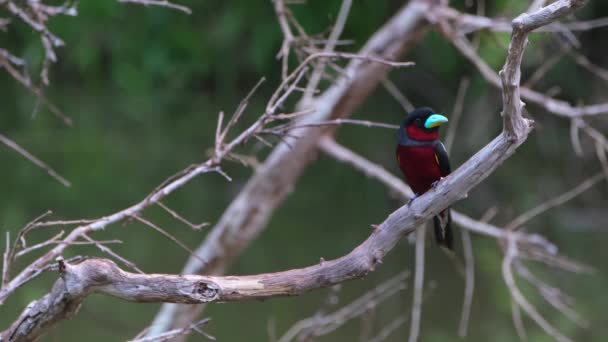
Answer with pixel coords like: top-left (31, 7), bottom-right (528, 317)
top-left (431, 177), bottom-right (445, 188)
top-left (407, 193), bottom-right (419, 207)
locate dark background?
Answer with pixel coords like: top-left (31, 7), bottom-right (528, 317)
top-left (1, 0), bottom-right (607, 341)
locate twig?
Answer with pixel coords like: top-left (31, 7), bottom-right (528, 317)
top-left (368, 315), bottom-right (408, 342)
top-left (273, 0), bottom-right (296, 80)
top-left (511, 298), bottom-right (528, 341)
top-left (2, 232), bottom-right (9, 286)
top-left (570, 118), bottom-right (584, 157)
top-left (457, 228), bottom-right (475, 338)
top-left (81, 234), bottom-right (143, 274)
top-left (14, 231), bottom-right (65, 258)
top-left (130, 319), bottom-right (213, 342)
top-left (302, 0), bottom-right (353, 102)
top-left (157, 202), bottom-right (209, 231)
top-left (0, 133), bottom-right (70, 187)
top-left (381, 78), bottom-right (415, 113)
top-left (515, 262), bottom-right (589, 329)
top-left (3, 211), bottom-right (53, 285)
top-left (502, 236), bottom-right (572, 342)
top-left (117, 0), bottom-right (191, 14)
top-left (264, 118), bottom-right (399, 135)
top-left (278, 272), bottom-right (408, 342)
top-left (506, 172), bottom-right (604, 231)
top-left (132, 215), bottom-right (207, 266)
top-left (408, 226), bottom-right (426, 342)
top-left (445, 77), bottom-right (470, 153)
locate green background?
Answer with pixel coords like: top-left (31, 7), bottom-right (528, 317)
top-left (1, 0), bottom-right (607, 341)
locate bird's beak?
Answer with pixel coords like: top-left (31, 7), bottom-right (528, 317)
top-left (424, 114), bottom-right (449, 129)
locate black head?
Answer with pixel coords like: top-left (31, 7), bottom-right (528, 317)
top-left (397, 107), bottom-right (449, 144)
top-left (403, 107), bottom-right (436, 131)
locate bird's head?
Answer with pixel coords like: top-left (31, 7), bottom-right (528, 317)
top-left (400, 107), bottom-right (449, 141)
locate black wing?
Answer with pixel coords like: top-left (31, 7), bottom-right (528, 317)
top-left (434, 141), bottom-right (451, 176)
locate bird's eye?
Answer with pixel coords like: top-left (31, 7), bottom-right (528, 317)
top-left (415, 118), bottom-right (422, 126)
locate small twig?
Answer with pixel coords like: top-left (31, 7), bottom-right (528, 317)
top-left (515, 262), bottom-right (589, 329)
top-left (265, 119), bottom-right (399, 135)
top-left (132, 215), bottom-right (207, 266)
top-left (457, 228), bottom-right (475, 337)
top-left (503, 236), bottom-right (572, 342)
top-left (511, 298), bottom-right (528, 341)
top-left (408, 225), bottom-right (426, 342)
top-left (368, 315), bottom-right (408, 342)
top-left (219, 77), bottom-right (266, 148)
top-left (2, 232), bottom-right (9, 287)
top-left (117, 0), bottom-right (192, 14)
top-left (3, 211), bottom-right (53, 284)
top-left (381, 78), bottom-right (415, 113)
top-left (0, 133), bottom-right (71, 187)
top-left (273, 0), bottom-right (296, 80)
top-left (157, 202), bottom-right (209, 231)
top-left (32, 218), bottom-right (98, 228)
top-left (596, 141), bottom-right (608, 181)
top-left (15, 231), bottom-right (65, 258)
top-left (81, 234), bottom-right (143, 274)
top-left (129, 318), bottom-right (213, 342)
top-left (506, 172), bottom-right (604, 231)
top-left (302, 0), bottom-right (353, 102)
top-left (278, 272), bottom-right (408, 342)
top-left (570, 118), bottom-right (584, 157)
top-left (445, 77), bottom-right (470, 154)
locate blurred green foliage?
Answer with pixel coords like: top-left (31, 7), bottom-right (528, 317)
top-left (1, 0), bottom-right (607, 341)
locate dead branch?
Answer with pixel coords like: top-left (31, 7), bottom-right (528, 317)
top-left (130, 319), bottom-right (213, 342)
top-left (502, 238), bottom-right (571, 342)
top-left (0, 133), bottom-right (71, 187)
top-left (117, 0), bottom-right (191, 14)
top-left (457, 228), bottom-right (475, 338)
top-left (278, 272), bottom-right (408, 342)
top-left (301, 0), bottom-right (353, 102)
top-left (408, 226), bottom-right (426, 342)
top-left (505, 172), bottom-right (605, 231)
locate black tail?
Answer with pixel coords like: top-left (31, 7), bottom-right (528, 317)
top-left (433, 209), bottom-right (453, 250)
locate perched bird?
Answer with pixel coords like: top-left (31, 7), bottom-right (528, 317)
top-left (396, 107), bottom-right (453, 249)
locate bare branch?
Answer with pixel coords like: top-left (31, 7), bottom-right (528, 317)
top-left (302, 0), bottom-right (353, 102)
top-left (117, 0), bottom-right (191, 14)
top-left (445, 77), bottom-right (470, 153)
top-left (503, 238), bottom-right (572, 342)
top-left (130, 319), bottom-right (213, 342)
top-left (408, 226), bottom-right (426, 342)
top-left (458, 228), bottom-right (475, 338)
top-left (506, 172), bottom-right (604, 231)
top-left (515, 263), bottom-right (589, 329)
top-left (381, 77), bottom-right (415, 113)
top-left (278, 272), bottom-right (408, 342)
top-left (157, 202), bottom-right (209, 231)
top-left (0, 133), bottom-right (71, 187)
top-left (132, 215), bottom-right (207, 266)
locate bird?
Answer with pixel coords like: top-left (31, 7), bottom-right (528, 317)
top-left (396, 107), bottom-right (453, 250)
